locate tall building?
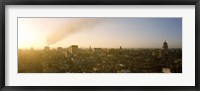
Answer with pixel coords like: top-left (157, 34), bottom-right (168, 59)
top-left (69, 45), bottom-right (78, 54)
top-left (44, 46), bottom-right (50, 51)
top-left (162, 40), bottom-right (169, 55)
top-left (152, 41), bottom-right (169, 58)
top-left (120, 46), bottom-right (122, 49)
top-left (89, 45), bottom-right (92, 51)
top-left (161, 40), bottom-right (171, 69)
top-left (163, 40), bottom-right (168, 49)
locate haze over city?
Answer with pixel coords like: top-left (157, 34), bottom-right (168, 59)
top-left (18, 17), bottom-right (182, 73)
top-left (18, 18), bottom-right (182, 49)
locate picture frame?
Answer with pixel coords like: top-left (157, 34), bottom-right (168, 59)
top-left (0, 0), bottom-right (199, 91)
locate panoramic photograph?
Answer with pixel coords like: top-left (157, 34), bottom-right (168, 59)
top-left (18, 17), bottom-right (182, 73)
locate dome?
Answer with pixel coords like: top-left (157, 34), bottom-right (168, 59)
top-left (163, 40), bottom-right (168, 49)
top-left (163, 42), bottom-right (167, 45)
top-left (163, 40), bottom-right (167, 45)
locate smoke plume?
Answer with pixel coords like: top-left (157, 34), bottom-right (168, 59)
top-left (46, 19), bottom-right (100, 45)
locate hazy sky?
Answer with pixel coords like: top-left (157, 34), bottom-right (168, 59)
top-left (18, 18), bottom-right (182, 49)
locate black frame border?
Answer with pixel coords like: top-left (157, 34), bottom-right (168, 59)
top-left (0, 0), bottom-right (200, 91)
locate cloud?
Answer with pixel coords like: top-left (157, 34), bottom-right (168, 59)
top-left (46, 18), bottom-right (100, 45)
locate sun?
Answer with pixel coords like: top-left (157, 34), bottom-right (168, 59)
top-left (18, 29), bottom-right (34, 49)
top-left (18, 31), bottom-right (31, 42)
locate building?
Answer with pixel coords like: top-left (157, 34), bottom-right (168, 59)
top-left (69, 45), bottom-right (78, 54)
top-left (44, 46), bottom-right (50, 51)
top-left (163, 40), bottom-right (168, 49)
top-left (162, 40), bottom-right (169, 55)
top-left (94, 48), bottom-right (102, 53)
top-left (57, 47), bottom-right (63, 51)
top-left (162, 68), bottom-right (171, 73)
top-left (152, 41), bottom-right (169, 58)
top-left (161, 40), bottom-right (171, 69)
top-left (89, 46), bottom-right (92, 51)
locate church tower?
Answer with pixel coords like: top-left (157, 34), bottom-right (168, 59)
top-left (162, 40), bottom-right (169, 55)
top-left (163, 40), bottom-right (168, 50)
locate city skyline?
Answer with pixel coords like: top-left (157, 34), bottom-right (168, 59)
top-left (18, 17), bottom-right (182, 49)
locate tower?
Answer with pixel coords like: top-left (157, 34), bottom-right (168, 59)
top-left (163, 40), bottom-right (168, 50)
top-left (89, 45), bottom-right (92, 51)
top-left (162, 40), bottom-right (169, 55)
top-left (69, 45), bottom-right (78, 54)
top-left (44, 46), bottom-right (50, 51)
top-left (162, 40), bottom-right (170, 68)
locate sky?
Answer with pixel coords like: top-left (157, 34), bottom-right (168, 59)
top-left (18, 17), bottom-right (182, 49)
